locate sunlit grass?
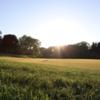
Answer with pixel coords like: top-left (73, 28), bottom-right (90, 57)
top-left (0, 56), bottom-right (100, 100)
top-left (0, 56), bottom-right (100, 70)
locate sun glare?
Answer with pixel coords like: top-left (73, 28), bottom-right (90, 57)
top-left (37, 18), bottom-right (87, 47)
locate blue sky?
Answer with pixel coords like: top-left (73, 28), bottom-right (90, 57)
top-left (0, 0), bottom-right (100, 47)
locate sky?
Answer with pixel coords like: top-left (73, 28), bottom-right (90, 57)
top-left (0, 0), bottom-right (100, 47)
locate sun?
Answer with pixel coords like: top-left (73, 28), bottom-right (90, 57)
top-left (37, 18), bottom-right (87, 47)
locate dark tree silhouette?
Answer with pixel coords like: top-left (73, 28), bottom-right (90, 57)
top-left (2, 34), bottom-right (19, 54)
top-left (0, 31), bottom-right (2, 52)
top-left (90, 42), bottom-right (100, 58)
top-left (0, 30), bottom-right (100, 58)
top-left (97, 42), bottom-right (100, 55)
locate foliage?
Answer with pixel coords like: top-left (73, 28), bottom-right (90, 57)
top-left (19, 35), bottom-right (41, 56)
top-left (1, 34), bottom-right (19, 54)
top-left (0, 33), bottom-right (41, 57)
top-left (0, 31), bottom-right (100, 58)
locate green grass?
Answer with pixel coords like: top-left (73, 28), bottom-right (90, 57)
top-left (0, 57), bottom-right (100, 100)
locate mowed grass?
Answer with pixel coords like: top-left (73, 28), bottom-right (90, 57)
top-left (0, 57), bottom-right (100, 100)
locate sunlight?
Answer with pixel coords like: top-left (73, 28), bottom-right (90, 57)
top-left (37, 18), bottom-right (87, 47)
top-left (44, 19), bottom-right (84, 34)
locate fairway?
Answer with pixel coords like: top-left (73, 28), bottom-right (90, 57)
top-left (0, 56), bottom-right (100, 100)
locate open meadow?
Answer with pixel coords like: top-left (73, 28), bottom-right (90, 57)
top-left (0, 56), bottom-right (100, 100)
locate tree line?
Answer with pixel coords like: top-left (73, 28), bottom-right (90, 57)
top-left (40, 42), bottom-right (100, 58)
top-left (0, 31), bottom-right (100, 58)
top-left (0, 32), bottom-right (40, 57)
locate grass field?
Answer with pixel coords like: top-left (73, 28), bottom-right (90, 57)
top-left (0, 56), bottom-right (100, 100)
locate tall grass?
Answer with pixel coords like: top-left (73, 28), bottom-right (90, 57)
top-left (0, 58), bottom-right (100, 100)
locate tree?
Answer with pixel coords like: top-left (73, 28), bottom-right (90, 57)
top-left (0, 31), bottom-right (2, 52)
top-left (76, 41), bottom-right (90, 49)
top-left (19, 35), bottom-right (41, 56)
top-left (97, 42), bottom-right (100, 55)
top-left (40, 47), bottom-right (48, 57)
top-left (2, 34), bottom-right (19, 53)
top-left (90, 42), bottom-right (100, 58)
top-left (0, 30), bottom-right (2, 36)
top-left (91, 42), bottom-right (97, 52)
top-left (74, 41), bottom-right (90, 58)
top-left (61, 42), bottom-right (90, 58)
